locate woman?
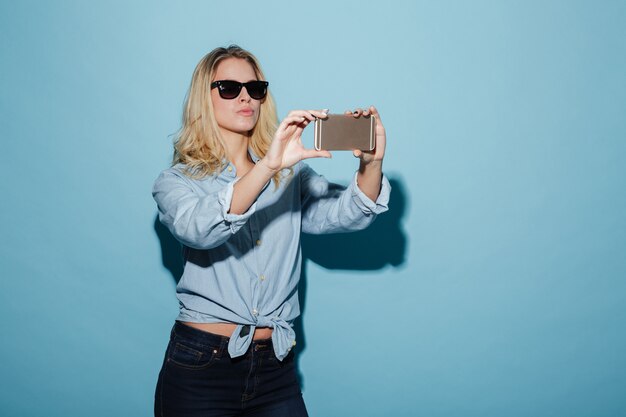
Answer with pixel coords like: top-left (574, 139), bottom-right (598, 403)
top-left (153, 45), bottom-right (390, 417)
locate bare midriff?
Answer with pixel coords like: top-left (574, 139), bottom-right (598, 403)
top-left (181, 321), bottom-right (273, 340)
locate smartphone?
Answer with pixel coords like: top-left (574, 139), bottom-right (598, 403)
top-left (314, 114), bottom-right (376, 151)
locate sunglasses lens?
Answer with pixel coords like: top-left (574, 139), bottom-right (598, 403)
top-left (245, 81), bottom-right (268, 100)
top-left (218, 81), bottom-right (242, 99)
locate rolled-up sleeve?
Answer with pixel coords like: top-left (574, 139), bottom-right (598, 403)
top-left (152, 170), bottom-right (256, 249)
top-left (351, 171), bottom-right (391, 215)
top-left (300, 164), bottom-right (390, 234)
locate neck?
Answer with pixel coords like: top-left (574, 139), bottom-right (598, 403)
top-left (221, 129), bottom-right (251, 165)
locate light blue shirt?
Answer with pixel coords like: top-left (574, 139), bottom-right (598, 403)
top-left (152, 152), bottom-right (391, 360)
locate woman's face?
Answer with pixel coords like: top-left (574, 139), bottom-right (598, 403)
top-left (211, 58), bottom-right (261, 137)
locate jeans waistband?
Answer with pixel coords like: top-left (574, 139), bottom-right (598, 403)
top-left (172, 321), bottom-right (273, 351)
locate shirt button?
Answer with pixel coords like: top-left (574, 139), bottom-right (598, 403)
top-left (227, 166), bottom-right (233, 172)
top-left (256, 239), bottom-right (262, 246)
top-left (260, 274), bottom-right (265, 281)
top-left (252, 308), bottom-right (258, 316)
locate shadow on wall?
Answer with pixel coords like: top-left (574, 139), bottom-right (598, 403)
top-left (154, 216), bottom-right (184, 284)
top-left (153, 176), bottom-right (408, 387)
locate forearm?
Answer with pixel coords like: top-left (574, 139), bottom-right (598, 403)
top-left (357, 160), bottom-right (383, 202)
top-left (229, 160), bottom-right (277, 214)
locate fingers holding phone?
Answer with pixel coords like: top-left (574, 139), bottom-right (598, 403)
top-left (345, 106), bottom-right (386, 163)
top-left (265, 109), bottom-right (332, 171)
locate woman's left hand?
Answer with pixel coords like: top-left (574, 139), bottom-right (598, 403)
top-left (345, 105), bottom-right (386, 164)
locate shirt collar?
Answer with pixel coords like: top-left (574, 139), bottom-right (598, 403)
top-left (247, 147), bottom-right (261, 163)
top-left (221, 147), bottom-right (261, 166)
top-left (218, 147), bottom-right (262, 177)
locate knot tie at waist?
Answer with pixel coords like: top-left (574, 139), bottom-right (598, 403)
top-left (227, 315), bottom-right (295, 361)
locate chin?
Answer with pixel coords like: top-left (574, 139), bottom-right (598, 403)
top-left (219, 117), bottom-right (259, 136)
top-left (225, 125), bottom-right (255, 136)
top-left (238, 121), bottom-right (258, 133)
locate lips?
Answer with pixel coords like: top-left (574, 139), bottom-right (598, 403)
top-left (237, 108), bottom-right (254, 116)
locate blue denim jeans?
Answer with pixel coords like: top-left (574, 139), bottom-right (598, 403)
top-left (154, 321), bottom-right (308, 417)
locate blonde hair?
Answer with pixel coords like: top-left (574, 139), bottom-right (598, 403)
top-left (173, 45), bottom-right (280, 183)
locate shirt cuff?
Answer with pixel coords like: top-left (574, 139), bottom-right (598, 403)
top-left (351, 171), bottom-right (391, 215)
top-left (217, 178), bottom-right (257, 233)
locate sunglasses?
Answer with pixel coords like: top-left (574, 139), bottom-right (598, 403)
top-left (210, 80), bottom-right (269, 100)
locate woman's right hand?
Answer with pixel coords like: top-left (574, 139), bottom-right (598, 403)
top-left (260, 109), bottom-right (332, 173)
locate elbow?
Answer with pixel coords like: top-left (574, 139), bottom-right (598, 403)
top-left (340, 212), bottom-right (376, 232)
top-left (170, 221), bottom-right (228, 250)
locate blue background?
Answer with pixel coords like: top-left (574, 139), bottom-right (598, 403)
top-left (1, 1), bottom-right (625, 416)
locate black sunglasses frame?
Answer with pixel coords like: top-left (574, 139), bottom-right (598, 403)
top-left (210, 80), bottom-right (269, 100)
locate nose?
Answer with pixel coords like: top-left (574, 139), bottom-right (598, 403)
top-left (238, 86), bottom-right (252, 102)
